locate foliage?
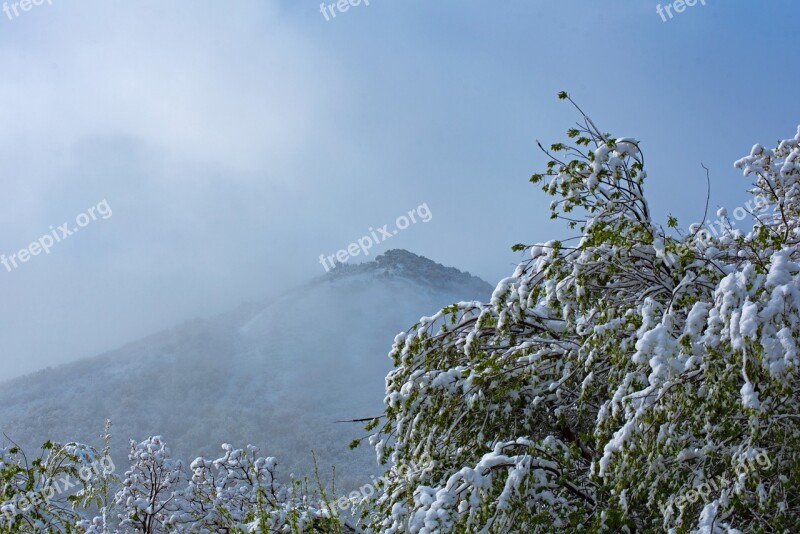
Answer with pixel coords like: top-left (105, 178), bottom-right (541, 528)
top-left (83, 436), bottom-right (345, 533)
top-left (1, 437), bottom-right (109, 533)
top-left (362, 95), bottom-right (800, 533)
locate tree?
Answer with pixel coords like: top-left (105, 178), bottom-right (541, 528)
top-left (363, 94), bottom-right (800, 533)
top-left (2, 434), bottom-right (342, 532)
top-left (115, 436), bottom-right (183, 533)
top-left (166, 443), bottom-right (334, 532)
top-left (104, 437), bottom-right (344, 533)
top-left (0, 438), bottom-right (110, 532)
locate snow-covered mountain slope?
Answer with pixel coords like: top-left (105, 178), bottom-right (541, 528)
top-left (0, 250), bottom-right (492, 490)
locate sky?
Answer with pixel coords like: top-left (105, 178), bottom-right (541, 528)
top-left (0, 0), bottom-right (798, 380)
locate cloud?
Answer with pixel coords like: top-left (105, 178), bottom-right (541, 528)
top-left (0, 1), bottom-right (354, 378)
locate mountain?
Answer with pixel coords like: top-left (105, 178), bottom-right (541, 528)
top-left (0, 250), bottom-right (492, 491)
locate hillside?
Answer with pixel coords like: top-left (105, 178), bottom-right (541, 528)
top-left (0, 250), bottom-right (492, 492)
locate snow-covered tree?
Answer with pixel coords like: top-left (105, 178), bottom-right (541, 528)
top-left (166, 443), bottom-right (337, 532)
top-left (167, 443), bottom-right (277, 530)
top-left (363, 94), bottom-right (800, 533)
top-left (93, 437), bottom-right (344, 533)
top-left (115, 436), bottom-right (183, 533)
top-left (0, 439), bottom-right (109, 532)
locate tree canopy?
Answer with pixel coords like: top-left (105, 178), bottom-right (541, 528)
top-left (364, 95), bottom-right (800, 533)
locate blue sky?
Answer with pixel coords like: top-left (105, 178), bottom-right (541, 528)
top-left (0, 0), bottom-right (798, 378)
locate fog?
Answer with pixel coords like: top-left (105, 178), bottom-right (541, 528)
top-left (0, 250), bottom-right (493, 491)
top-left (1, 0), bottom-right (798, 380)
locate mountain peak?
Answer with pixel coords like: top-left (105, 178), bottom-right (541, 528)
top-left (323, 249), bottom-right (492, 296)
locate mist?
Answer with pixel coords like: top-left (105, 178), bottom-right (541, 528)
top-left (0, 2), bottom-right (798, 380)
